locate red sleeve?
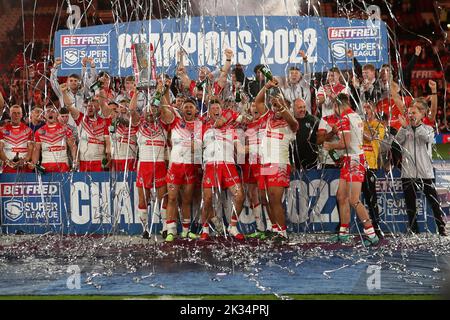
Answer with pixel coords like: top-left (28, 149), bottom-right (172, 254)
top-left (161, 114), bottom-right (179, 131)
top-left (405, 96), bottom-right (413, 108)
top-left (0, 129), bottom-right (3, 141)
top-left (189, 80), bottom-right (196, 96)
top-left (213, 81), bottom-right (223, 95)
top-left (34, 129), bottom-right (41, 143)
top-left (256, 110), bottom-right (271, 127)
top-left (27, 128), bottom-right (33, 141)
top-left (104, 117), bottom-right (112, 127)
top-left (103, 121), bottom-right (109, 136)
top-left (222, 109), bottom-right (239, 126)
top-left (65, 127), bottom-right (73, 138)
top-left (338, 117), bottom-right (351, 132)
top-left (75, 112), bottom-right (84, 126)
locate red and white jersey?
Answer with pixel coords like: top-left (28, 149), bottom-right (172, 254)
top-left (317, 83), bottom-right (348, 118)
top-left (34, 123), bottom-right (72, 165)
top-left (245, 118), bottom-right (263, 164)
top-left (318, 114), bottom-right (342, 165)
top-left (336, 108), bottom-right (364, 157)
top-left (0, 122), bottom-right (32, 160)
top-left (259, 110), bottom-right (296, 165)
top-left (202, 120), bottom-right (238, 164)
top-left (75, 113), bottom-right (109, 162)
top-left (110, 123), bottom-right (138, 161)
top-left (137, 120), bottom-right (167, 163)
top-left (162, 114), bottom-right (202, 164)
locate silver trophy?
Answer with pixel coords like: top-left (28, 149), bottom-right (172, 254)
top-left (132, 43), bottom-right (157, 89)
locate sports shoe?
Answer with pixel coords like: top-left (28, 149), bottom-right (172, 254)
top-left (211, 217), bottom-right (225, 234)
top-left (273, 233), bottom-right (288, 244)
top-left (246, 230), bottom-right (265, 239)
top-left (228, 226), bottom-right (245, 241)
top-left (328, 234), bottom-right (350, 243)
top-left (181, 231), bottom-right (199, 239)
top-left (142, 230), bottom-right (150, 239)
top-left (438, 226), bottom-right (448, 237)
top-left (233, 233), bottom-right (245, 240)
top-left (363, 235), bottom-right (380, 247)
top-left (375, 228), bottom-right (385, 239)
top-left (264, 230), bottom-right (277, 240)
top-left (200, 232), bottom-right (210, 241)
top-left (165, 233), bottom-right (176, 242)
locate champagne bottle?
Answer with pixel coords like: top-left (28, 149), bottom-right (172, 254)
top-left (152, 90), bottom-right (162, 107)
top-left (235, 88), bottom-right (242, 103)
top-left (196, 78), bottom-right (208, 89)
top-left (89, 79), bottom-right (102, 92)
top-left (35, 162), bottom-right (46, 173)
top-left (260, 65), bottom-right (273, 81)
top-left (101, 157), bottom-right (109, 170)
top-left (109, 118), bottom-right (118, 134)
top-left (328, 149), bottom-right (340, 163)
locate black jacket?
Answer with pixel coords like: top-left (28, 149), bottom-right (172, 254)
top-left (293, 113), bottom-right (319, 170)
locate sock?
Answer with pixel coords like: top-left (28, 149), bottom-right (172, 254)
top-left (264, 207), bottom-right (273, 231)
top-left (272, 224), bottom-right (280, 234)
top-left (211, 215), bottom-right (222, 226)
top-left (279, 225), bottom-right (287, 238)
top-left (339, 224), bottom-right (349, 236)
top-left (166, 220), bottom-right (177, 236)
top-left (228, 225), bottom-right (240, 236)
top-left (138, 207), bottom-right (148, 230)
top-left (160, 206), bottom-right (167, 231)
top-left (182, 218), bottom-right (190, 233)
top-left (230, 214), bottom-right (238, 227)
top-left (252, 203), bottom-right (265, 232)
top-left (202, 223), bottom-right (209, 234)
top-left (364, 225), bottom-right (376, 238)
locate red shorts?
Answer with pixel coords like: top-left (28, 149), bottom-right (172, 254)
top-left (41, 162), bottom-right (70, 173)
top-left (258, 163), bottom-right (291, 190)
top-left (202, 163), bottom-right (241, 189)
top-left (80, 160), bottom-right (103, 172)
top-left (340, 155), bottom-right (366, 183)
top-left (2, 166), bottom-right (33, 173)
top-left (112, 159), bottom-right (136, 172)
top-left (136, 162), bottom-right (167, 189)
top-left (166, 163), bottom-right (198, 185)
top-left (241, 163), bottom-right (261, 184)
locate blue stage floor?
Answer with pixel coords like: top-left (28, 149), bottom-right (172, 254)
top-left (0, 234), bottom-right (449, 296)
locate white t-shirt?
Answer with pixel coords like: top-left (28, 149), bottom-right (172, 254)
top-left (163, 115), bottom-right (202, 165)
top-left (137, 120), bottom-right (167, 163)
top-left (202, 121), bottom-right (238, 164)
top-left (111, 122), bottom-right (138, 161)
top-left (259, 110), bottom-right (295, 165)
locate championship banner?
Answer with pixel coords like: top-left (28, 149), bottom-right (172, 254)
top-left (54, 16), bottom-right (389, 78)
top-left (0, 170), bottom-right (438, 235)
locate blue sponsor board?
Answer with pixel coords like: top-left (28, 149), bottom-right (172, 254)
top-left (0, 181), bottom-right (62, 226)
top-left (60, 33), bottom-right (110, 70)
top-left (0, 169), bottom-right (440, 235)
top-left (54, 16), bottom-right (388, 78)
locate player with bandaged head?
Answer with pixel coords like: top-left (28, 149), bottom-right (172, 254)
top-left (0, 105), bottom-right (33, 173)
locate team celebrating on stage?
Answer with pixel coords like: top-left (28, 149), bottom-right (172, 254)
top-left (0, 46), bottom-right (447, 243)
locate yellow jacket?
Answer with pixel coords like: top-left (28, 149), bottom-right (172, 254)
top-left (363, 119), bottom-right (385, 169)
